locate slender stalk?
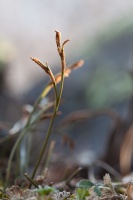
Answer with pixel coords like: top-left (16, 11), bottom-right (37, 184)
top-left (30, 82), bottom-right (58, 185)
top-left (43, 140), bottom-right (55, 171)
top-left (56, 63), bottom-right (65, 111)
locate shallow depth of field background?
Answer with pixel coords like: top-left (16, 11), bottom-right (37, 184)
top-left (1, 0), bottom-right (133, 170)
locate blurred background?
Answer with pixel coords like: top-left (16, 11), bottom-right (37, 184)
top-left (1, 0), bottom-right (133, 179)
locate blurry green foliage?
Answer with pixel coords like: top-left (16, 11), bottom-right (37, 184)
top-left (86, 67), bottom-right (132, 107)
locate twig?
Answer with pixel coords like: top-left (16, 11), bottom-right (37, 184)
top-left (24, 173), bottom-right (38, 188)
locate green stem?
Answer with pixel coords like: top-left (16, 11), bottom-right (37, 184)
top-left (56, 71), bottom-right (64, 110)
top-left (30, 83), bottom-right (58, 183)
top-left (56, 51), bottom-right (65, 110)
